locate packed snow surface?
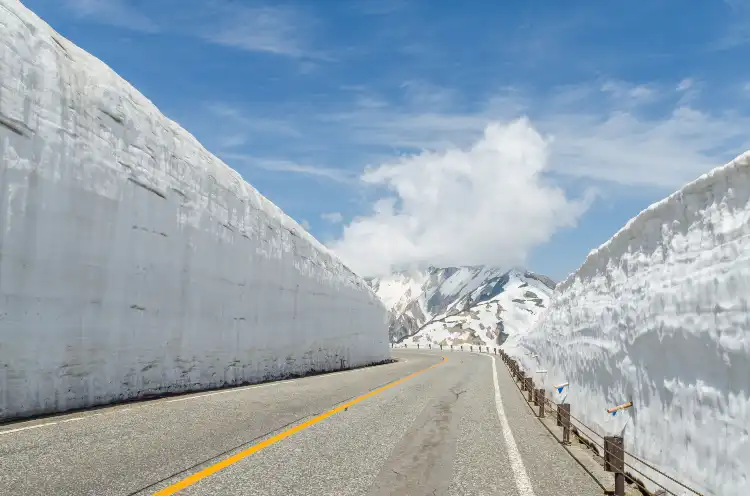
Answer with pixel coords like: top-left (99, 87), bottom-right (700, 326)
top-left (0, 0), bottom-right (388, 420)
top-left (369, 267), bottom-right (553, 345)
top-left (505, 151), bottom-right (750, 495)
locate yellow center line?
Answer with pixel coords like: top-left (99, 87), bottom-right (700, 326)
top-left (153, 355), bottom-right (447, 495)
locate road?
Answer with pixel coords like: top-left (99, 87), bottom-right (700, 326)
top-left (0, 350), bottom-right (601, 495)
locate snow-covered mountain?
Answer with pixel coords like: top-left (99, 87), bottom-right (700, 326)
top-left (367, 267), bottom-right (555, 345)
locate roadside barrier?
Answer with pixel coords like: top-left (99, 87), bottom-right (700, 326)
top-left (497, 350), bottom-right (706, 496)
top-left (390, 342), bottom-right (498, 355)
top-left (389, 343), bottom-right (707, 494)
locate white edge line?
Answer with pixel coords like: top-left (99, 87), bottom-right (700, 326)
top-left (0, 422), bottom-right (56, 435)
top-left (487, 354), bottom-right (537, 496)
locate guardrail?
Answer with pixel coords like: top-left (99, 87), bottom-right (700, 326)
top-left (497, 350), bottom-right (706, 496)
top-left (390, 342), bottom-right (499, 354)
top-left (391, 342), bottom-right (707, 495)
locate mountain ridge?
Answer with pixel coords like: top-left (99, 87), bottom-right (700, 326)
top-left (366, 266), bottom-right (555, 345)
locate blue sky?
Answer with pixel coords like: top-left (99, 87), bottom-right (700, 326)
top-left (23, 0), bottom-right (750, 279)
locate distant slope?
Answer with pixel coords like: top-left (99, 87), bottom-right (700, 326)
top-left (367, 267), bottom-right (555, 345)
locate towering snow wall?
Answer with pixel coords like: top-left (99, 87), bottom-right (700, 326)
top-left (0, 0), bottom-right (389, 421)
top-left (504, 151), bottom-right (750, 495)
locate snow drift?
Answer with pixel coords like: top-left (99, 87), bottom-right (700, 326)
top-left (0, 0), bottom-right (388, 421)
top-left (505, 152), bottom-right (750, 495)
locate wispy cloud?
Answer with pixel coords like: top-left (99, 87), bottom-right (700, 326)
top-left (202, 77), bottom-right (748, 193)
top-left (321, 212), bottom-right (343, 223)
top-left (61, 0), bottom-right (327, 59)
top-left (313, 79), bottom-right (750, 189)
top-left (201, 2), bottom-right (327, 59)
top-left (352, 0), bottom-right (410, 16)
top-left (206, 102), bottom-right (302, 148)
top-left (600, 80), bottom-right (656, 105)
top-left (710, 0), bottom-right (750, 50)
top-left (220, 153), bottom-right (354, 184)
top-left (63, 0), bottom-right (158, 32)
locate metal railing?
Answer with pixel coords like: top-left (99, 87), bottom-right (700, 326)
top-left (498, 351), bottom-right (707, 496)
top-left (390, 343), bottom-right (708, 495)
top-left (390, 342), bottom-right (499, 354)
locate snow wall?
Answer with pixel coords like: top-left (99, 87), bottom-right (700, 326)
top-left (504, 151), bottom-right (750, 496)
top-left (0, 0), bottom-right (389, 421)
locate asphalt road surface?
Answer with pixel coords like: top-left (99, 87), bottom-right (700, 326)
top-left (0, 350), bottom-right (601, 495)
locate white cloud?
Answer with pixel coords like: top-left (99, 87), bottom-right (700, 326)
top-left (300, 219), bottom-right (311, 230)
top-left (321, 212), bottom-right (343, 223)
top-left (196, 78), bottom-right (748, 281)
top-left (320, 79), bottom-right (750, 276)
top-left (63, 0), bottom-right (158, 32)
top-left (329, 119), bottom-right (591, 276)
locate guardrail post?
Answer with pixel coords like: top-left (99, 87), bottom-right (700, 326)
top-left (556, 404), bottom-right (562, 426)
top-left (461, 345), bottom-right (464, 351)
top-left (604, 436), bottom-right (625, 496)
top-left (527, 378), bottom-right (534, 401)
top-left (451, 345), bottom-right (453, 350)
top-left (470, 346), bottom-right (473, 352)
top-left (417, 344), bottom-right (419, 349)
top-left (519, 371), bottom-right (526, 388)
top-left (440, 344), bottom-right (443, 350)
top-left (560, 403), bottom-right (570, 444)
top-left (538, 389), bottom-right (545, 417)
